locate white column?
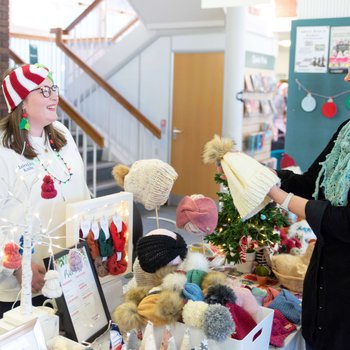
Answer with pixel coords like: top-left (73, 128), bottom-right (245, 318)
top-left (222, 6), bottom-right (246, 151)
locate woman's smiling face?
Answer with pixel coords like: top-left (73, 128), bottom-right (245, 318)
top-left (23, 77), bottom-right (59, 135)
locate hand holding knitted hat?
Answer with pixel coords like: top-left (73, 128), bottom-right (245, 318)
top-left (203, 135), bottom-right (280, 220)
top-left (136, 229), bottom-right (187, 273)
top-left (176, 194), bottom-right (218, 236)
top-left (112, 159), bottom-right (178, 210)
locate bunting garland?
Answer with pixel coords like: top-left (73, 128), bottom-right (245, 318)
top-left (296, 78), bottom-right (350, 117)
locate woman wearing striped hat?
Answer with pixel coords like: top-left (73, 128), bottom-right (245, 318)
top-left (0, 64), bottom-right (90, 315)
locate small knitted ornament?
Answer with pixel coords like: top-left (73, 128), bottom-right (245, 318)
top-left (313, 119), bottom-right (350, 206)
top-left (2, 242), bottom-right (21, 269)
top-left (112, 159), bottom-right (178, 211)
top-left (110, 221), bottom-right (127, 253)
top-left (98, 228), bottom-right (114, 257)
top-left (176, 194), bottom-right (218, 236)
top-left (86, 230), bottom-right (100, 261)
top-left (42, 270), bottom-right (62, 298)
top-left (280, 153), bottom-right (296, 169)
top-left (69, 249), bottom-right (83, 272)
top-left (41, 175), bottom-right (57, 199)
top-left (19, 235), bottom-right (34, 256)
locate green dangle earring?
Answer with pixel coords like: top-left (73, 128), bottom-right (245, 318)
top-left (19, 109), bottom-right (30, 131)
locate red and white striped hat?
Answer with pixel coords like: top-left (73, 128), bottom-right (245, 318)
top-left (1, 64), bottom-right (50, 113)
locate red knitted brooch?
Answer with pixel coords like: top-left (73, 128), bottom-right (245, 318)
top-left (41, 175), bottom-right (57, 199)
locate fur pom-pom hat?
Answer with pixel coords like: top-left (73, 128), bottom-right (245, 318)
top-left (182, 300), bottom-right (209, 328)
top-left (112, 159), bottom-right (178, 210)
top-left (203, 304), bottom-right (235, 342)
top-left (203, 135), bottom-right (280, 221)
top-left (176, 195), bottom-right (218, 236)
top-left (136, 229), bottom-right (187, 273)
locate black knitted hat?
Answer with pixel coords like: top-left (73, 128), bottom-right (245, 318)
top-left (136, 229), bottom-right (188, 273)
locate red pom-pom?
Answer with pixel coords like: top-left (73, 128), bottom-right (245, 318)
top-left (3, 242), bottom-right (21, 269)
top-left (41, 175), bottom-right (57, 199)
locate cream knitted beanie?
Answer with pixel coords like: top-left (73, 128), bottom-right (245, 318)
top-left (203, 135), bottom-right (280, 221)
top-left (112, 159), bottom-right (178, 210)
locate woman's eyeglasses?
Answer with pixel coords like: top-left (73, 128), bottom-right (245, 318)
top-left (30, 85), bottom-right (59, 98)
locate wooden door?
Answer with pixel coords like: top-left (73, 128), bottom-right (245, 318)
top-left (171, 52), bottom-right (224, 199)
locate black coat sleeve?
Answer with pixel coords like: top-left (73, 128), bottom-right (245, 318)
top-left (277, 119), bottom-right (349, 199)
top-left (276, 119), bottom-right (350, 241)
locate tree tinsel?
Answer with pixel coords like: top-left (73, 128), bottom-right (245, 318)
top-left (205, 173), bottom-right (290, 263)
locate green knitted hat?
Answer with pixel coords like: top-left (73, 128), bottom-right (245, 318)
top-left (186, 269), bottom-right (207, 287)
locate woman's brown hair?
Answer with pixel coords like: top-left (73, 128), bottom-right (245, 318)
top-left (0, 66), bottom-right (67, 159)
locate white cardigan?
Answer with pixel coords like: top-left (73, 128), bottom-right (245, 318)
top-left (0, 121), bottom-right (90, 301)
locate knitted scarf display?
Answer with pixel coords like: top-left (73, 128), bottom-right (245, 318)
top-left (313, 120), bottom-right (350, 206)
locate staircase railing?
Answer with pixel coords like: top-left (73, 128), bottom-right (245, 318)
top-left (9, 49), bottom-right (104, 197)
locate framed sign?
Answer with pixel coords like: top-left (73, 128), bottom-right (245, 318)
top-left (45, 242), bottom-right (111, 343)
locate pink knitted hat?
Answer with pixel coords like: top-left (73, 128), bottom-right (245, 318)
top-left (176, 195), bottom-right (218, 236)
top-left (2, 64), bottom-right (50, 112)
top-left (270, 309), bottom-right (297, 347)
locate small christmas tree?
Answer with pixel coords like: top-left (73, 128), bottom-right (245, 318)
top-left (205, 173), bottom-right (289, 264)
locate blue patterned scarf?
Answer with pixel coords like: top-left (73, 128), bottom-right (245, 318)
top-left (313, 120), bottom-right (350, 206)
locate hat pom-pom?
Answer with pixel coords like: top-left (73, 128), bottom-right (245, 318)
top-left (112, 164), bottom-right (130, 188)
top-left (2, 242), bottom-right (21, 269)
top-left (161, 272), bottom-right (187, 292)
top-left (204, 284), bottom-right (237, 306)
top-left (182, 300), bottom-right (208, 328)
top-left (203, 134), bottom-right (234, 164)
top-left (203, 304), bottom-right (235, 342)
top-left (182, 251), bottom-right (209, 272)
top-left (155, 291), bottom-right (184, 324)
top-left (112, 301), bottom-right (144, 333)
top-left (201, 271), bottom-right (227, 294)
top-left (42, 270), bottom-right (62, 298)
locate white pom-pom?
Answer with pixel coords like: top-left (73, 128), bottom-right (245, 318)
top-left (182, 300), bottom-right (209, 328)
top-left (42, 270), bottom-right (62, 298)
top-left (162, 272), bottom-right (187, 292)
top-left (182, 251), bottom-right (209, 272)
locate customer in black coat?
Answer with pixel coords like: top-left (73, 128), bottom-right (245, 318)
top-left (268, 117), bottom-right (350, 350)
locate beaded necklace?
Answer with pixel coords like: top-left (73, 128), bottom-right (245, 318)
top-left (36, 133), bottom-right (73, 185)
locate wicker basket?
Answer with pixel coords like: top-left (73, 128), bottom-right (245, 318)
top-left (272, 269), bottom-right (304, 293)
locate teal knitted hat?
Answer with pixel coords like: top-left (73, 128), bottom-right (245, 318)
top-left (186, 269), bottom-right (207, 287)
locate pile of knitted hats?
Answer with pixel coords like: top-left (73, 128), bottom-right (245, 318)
top-left (112, 230), bottom-right (261, 345)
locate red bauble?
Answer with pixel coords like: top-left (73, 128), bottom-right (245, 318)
top-left (321, 99), bottom-right (337, 118)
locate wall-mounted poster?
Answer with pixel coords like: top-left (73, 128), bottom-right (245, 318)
top-left (294, 26), bottom-right (329, 73)
top-left (328, 26), bottom-right (350, 73)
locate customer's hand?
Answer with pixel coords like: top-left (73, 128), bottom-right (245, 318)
top-left (31, 263), bottom-right (46, 294)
